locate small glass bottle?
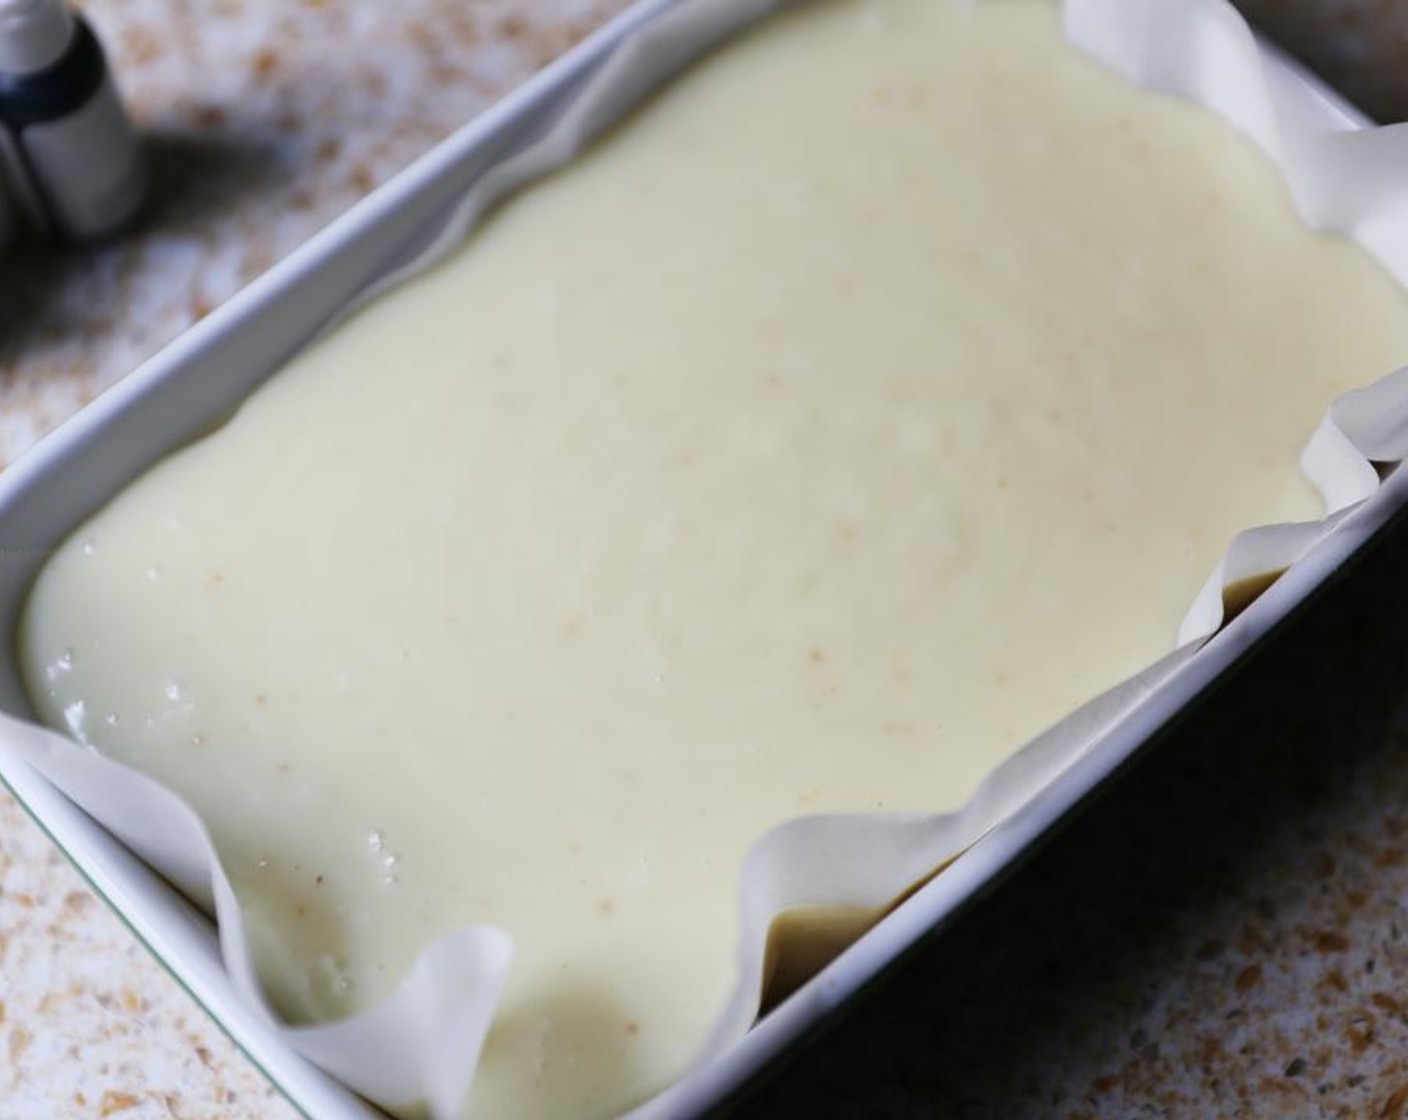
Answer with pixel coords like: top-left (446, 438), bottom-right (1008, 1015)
top-left (0, 0), bottom-right (146, 242)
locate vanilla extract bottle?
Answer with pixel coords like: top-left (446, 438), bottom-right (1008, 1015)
top-left (0, 0), bottom-right (145, 244)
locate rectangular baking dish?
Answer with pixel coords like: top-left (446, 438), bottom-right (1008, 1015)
top-left (0, 3), bottom-right (1398, 1117)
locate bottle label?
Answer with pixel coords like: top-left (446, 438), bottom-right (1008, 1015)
top-left (21, 75), bottom-right (145, 239)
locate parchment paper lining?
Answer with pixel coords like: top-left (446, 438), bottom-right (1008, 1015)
top-left (7, 0), bottom-right (1408, 1116)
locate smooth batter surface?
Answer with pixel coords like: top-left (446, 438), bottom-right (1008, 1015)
top-left (19, 1), bottom-right (1408, 1116)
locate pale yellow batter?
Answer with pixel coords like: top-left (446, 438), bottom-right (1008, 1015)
top-left (19, 1), bottom-right (1408, 1117)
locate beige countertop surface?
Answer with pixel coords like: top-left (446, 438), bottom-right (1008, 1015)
top-left (4, 2), bottom-right (1408, 1118)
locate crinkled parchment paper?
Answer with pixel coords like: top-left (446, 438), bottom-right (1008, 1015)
top-left (8, 0), bottom-right (1408, 1116)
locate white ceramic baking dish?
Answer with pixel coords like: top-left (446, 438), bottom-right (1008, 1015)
top-left (0, 1), bottom-right (1401, 1116)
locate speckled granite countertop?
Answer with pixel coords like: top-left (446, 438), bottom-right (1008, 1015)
top-left (3, 2), bottom-right (1408, 1118)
